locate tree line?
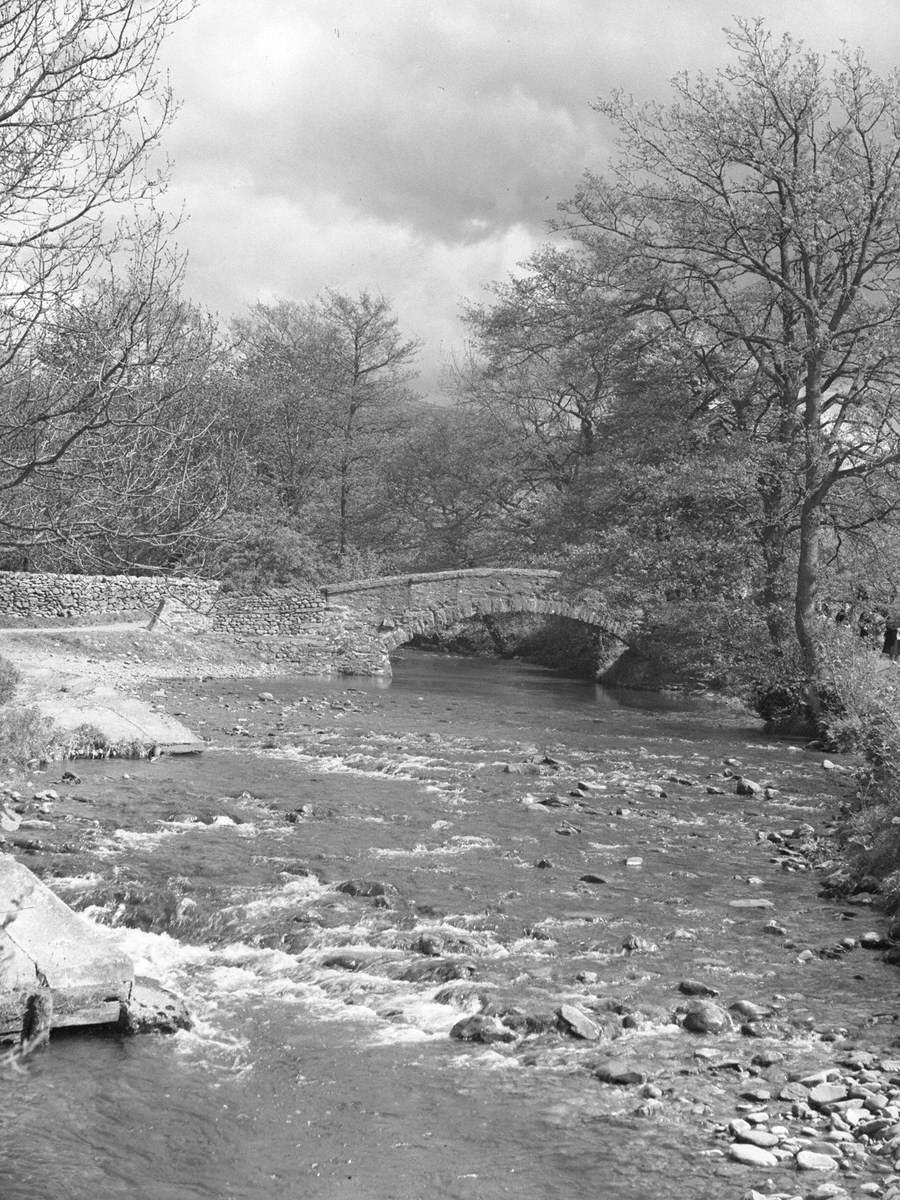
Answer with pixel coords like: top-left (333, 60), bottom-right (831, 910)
top-left (6, 6), bottom-right (900, 720)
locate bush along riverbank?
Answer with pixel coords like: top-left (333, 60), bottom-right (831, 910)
top-left (814, 629), bottom-right (900, 917)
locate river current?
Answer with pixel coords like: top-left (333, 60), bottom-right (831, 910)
top-left (2, 650), bottom-right (898, 1199)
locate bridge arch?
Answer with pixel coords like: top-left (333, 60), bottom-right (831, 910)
top-left (377, 596), bottom-right (625, 653)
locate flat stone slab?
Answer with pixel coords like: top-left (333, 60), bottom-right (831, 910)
top-left (36, 686), bottom-right (203, 755)
top-left (0, 857), bottom-right (133, 1039)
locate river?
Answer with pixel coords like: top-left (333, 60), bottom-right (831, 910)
top-left (2, 650), bottom-right (897, 1199)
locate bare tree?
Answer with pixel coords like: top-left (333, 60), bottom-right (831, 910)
top-left (565, 20), bottom-right (900, 710)
top-left (0, 1), bottom-right (196, 559)
top-left (231, 292), bottom-right (419, 561)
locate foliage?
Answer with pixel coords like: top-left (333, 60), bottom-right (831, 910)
top-left (0, 707), bottom-right (63, 768)
top-left (208, 513), bottom-right (331, 592)
top-left (808, 627), bottom-right (900, 908)
top-left (383, 406), bottom-right (528, 568)
top-left (229, 291), bottom-right (420, 564)
top-left (0, 656), bottom-right (19, 706)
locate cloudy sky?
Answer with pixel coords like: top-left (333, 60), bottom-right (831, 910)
top-left (160, 0), bottom-right (900, 400)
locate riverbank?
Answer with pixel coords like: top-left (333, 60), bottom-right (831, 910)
top-left (0, 623), bottom-right (284, 759)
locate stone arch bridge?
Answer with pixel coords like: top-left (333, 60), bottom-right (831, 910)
top-left (320, 568), bottom-right (631, 675)
top-left (151, 566), bottom-right (634, 676)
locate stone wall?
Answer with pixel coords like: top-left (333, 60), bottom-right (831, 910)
top-left (209, 594), bottom-right (391, 675)
top-left (0, 570), bottom-right (219, 621)
top-left (210, 590), bottom-right (326, 636)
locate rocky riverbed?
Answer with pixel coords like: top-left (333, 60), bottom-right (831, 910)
top-left (3, 651), bottom-right (900, 1200)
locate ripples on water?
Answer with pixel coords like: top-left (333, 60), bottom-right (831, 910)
top-left (1, 652), bottom-right (894, 1199)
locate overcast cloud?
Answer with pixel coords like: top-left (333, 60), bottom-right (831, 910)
top-left (160, 0), bottom-right (900, 398)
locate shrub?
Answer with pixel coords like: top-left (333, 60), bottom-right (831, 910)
top-left (812, 623), bottom-right (900, 909)
top-left (0, 655), bottom-right (19, 705)
top-left (0, 706), bottom-right (61, 767)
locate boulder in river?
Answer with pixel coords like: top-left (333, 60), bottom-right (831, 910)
top-left (796, 1149), bottom-right (840, 1171)
top-left (556, 1004), bottom-right (601, 1040)
top-left (395, 958), bottom-right (476, 984)
top-left (727, 1142), bottom-right (778, 1167)
top-left (120, 977), bottom-right (191, 1035)
top-left (593, 1060), bottom-right (647, 1086)
top-left (678, 979), bottom-right (719, 998)
top-left (336, 879), bottom-right (397, 898)
top-left (680, 999), bottom-right (731, 1034)
top-left (449, 1014), bottom-right (517, 1044)
top-left (735, 777), bottom-right (763, 796)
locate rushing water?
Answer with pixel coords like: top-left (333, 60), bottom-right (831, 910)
top-left (2, 651), bottom-right (897, 1199)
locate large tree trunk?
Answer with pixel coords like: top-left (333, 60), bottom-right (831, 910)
top-left (795, 496), bottom-right (824, 722)
top-left (758, 477), bottom-right (790, 649)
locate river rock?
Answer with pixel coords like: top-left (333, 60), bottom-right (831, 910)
top-left (336, 879), bottom-right (397, 898)
top-left (796, 1149), bottom-right (839, 1171)
top-left (728, 1142), bottom-right (778, 1167)
top-left (860, 930), bottom-right (889, 949)
top-left (413, 932), bottom-right (472, 957)
top-left (806, 1185), bottom-right (850, 1200)
top-left (449, 1015), bottom-right (516, 1044)
top-left (735, 777), bottom-right (763, 795)
top-left (678, 979), bottom-right (719, 997)
top-left (121, 977), bottom-right (191, 1034)
top-left (808, 1082), bottom-right (848, 1108)
top-left (556, 1004), bottom-right (601, 1040)
top-left (681, 999), bottom-right (731, 1034)
top-left (594, 1060), bottom-right (647, 1086)
top-left (396, 958), bottom-right (476, 983)
top-left (728, 999), bottom-right (769, 1022)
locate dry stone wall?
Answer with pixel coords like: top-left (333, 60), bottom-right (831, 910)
top-left (211, 590), bottom-right (326, 636)
top-left (0, 570), bottom-right (218, 621)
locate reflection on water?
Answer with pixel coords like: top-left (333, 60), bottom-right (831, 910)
top-left (0, 651), bottom-right (890, 1200)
